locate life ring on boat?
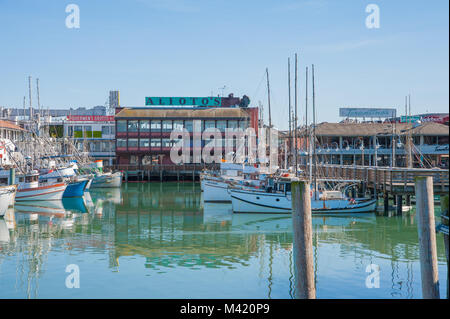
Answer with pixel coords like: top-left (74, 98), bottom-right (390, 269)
top-left (349, 198), bottom-right (356, 205)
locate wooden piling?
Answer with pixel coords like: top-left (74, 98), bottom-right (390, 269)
top-left (414, 176), bottom-right (440, 299)
top-left (440, 194), bottom-right (449, 299)
top-left (384, 192), bottom-right (389, 214)
top-left (396, 195), bottom-right (403, 215)
top-left (291, 180), bottom-right (316, 299)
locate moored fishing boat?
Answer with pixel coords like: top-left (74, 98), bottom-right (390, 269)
top-left (0, 185), bottom-right (17, 218)
top-left (90, 171), bottom-right (123, 188)
top-left (229, 177), bottom-right (377, 214)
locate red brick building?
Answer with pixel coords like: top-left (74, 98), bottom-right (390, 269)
top-left (115, 99), bottom-right (258, 165)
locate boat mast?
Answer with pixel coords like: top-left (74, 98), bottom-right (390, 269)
top-left (305, 67), bottom-right (311, 182)
top-left (312, 64), bottom-right (317, 199)
top-left (28, 76), bottom-right (33, 122)
top-left (266, 68), bottom-right (272, 128)
top-left (288, 58), bottom-right (292, 168)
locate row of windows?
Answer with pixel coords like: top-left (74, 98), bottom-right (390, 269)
top-left (117, 138), bottom-right (239, 149)
top-left (116, 119), bottom-right (249, 133)
top-left (67, 125), bottom-right (115, 137)
top-left (75, 141), bottom-right (114, 152)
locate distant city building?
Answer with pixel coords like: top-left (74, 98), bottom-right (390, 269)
top-left (109, 91), bottom-right (120, 109)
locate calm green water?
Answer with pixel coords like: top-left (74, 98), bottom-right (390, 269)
top-left (0, 182), bottom-right (447, 299)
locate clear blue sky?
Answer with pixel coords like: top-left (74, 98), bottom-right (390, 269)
top-left (0, 0), bottom-right (448, 129)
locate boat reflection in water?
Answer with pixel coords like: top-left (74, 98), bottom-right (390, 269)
top-left (0, 182), bottom-right (447, 299)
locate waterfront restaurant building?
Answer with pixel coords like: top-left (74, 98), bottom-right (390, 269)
top-left (114, 96), bottom-right (258, 166)
top-left (299, 121), bottom-right (449, 168)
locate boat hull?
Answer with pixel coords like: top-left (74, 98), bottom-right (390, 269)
top-left (0, 185), bottom-right (17, 217)
top-left (63, 180), bottom-right (89, 197)
top-left (230, 188), bottom-right (377, 214)
top-left (91, 172), bottom-right (123, 188)
top-left (203, 180), bottom-right (231, 202)
top-left (15, 183), bottom-right (67, 201)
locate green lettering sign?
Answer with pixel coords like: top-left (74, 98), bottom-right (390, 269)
top-left (145, 97), bottom-right (222, 107)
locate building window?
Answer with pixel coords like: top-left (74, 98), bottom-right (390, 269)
top-left (117, 139), bottom-right (127, 148)
top-left (162, 120), bottom-right (173, 132)
top-left (173, 120), bottom-right (184, 131)
top-left (68, 126), bottom-right (73, 137)
top-left (101, 141), bottom-right (110, 152)
top-left (151, 120), bottom-right (161, 131)
top-left (128, 120), bottom-right (138, 132)
top-left (217, 120), bottom-right (226, 132)
top-left (185, 120), bottom-right (193, 132)
top-left (151, 138), bottom-right (161, 147)
top-left (128, 138), bottom-right (138, 148)
top-left (204, 120), bottom-right (215, 130)
top-left (162, 138), bottom-right (174, 147)
top-left (117, 121), bottom-right (127, 133)
top-left (101, 126), bottom-right (110, 135)
top-left (140, 138), bottom-right (150, 148)
top-left (228, 120), bottom-right (238, 129)
top-left (140, 120), bottom-right (150, 132)
top-left (239, 120), bottom-right (248, 130)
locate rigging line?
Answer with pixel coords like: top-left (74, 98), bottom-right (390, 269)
top-left (251, 69), bottom-right (268, 105)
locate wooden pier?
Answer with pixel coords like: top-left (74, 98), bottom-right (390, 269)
top-left (105, 164), bottom-right (220, 182)
top-left (298, 164), bottom-right (449, 214)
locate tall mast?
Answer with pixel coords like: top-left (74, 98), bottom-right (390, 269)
top-left (28, 76), bottom-right (33, 121)
top-left (266, 68), bottom-right (272, 128)
top-left (294, 53), bottom-right (298, 175)
top-left (312, 64), bottom-right (317, 200)
top-left (288, 58), bottom-right (292, 167)
top-left (36, 78), bottom-right (41, 124)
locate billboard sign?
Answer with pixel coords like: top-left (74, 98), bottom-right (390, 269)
top-left (400, 115), bottom-right (421, 123)
top-left (67, 115), bottom-right (115, 122)
top-left (145, 97), bottom-right (222, 107)
top-left (339, 108), bottom-right (396, 118)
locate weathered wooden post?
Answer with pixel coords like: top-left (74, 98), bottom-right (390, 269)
top-left (415, 176), bottom-right (440, 299)
top-left (440, 194), bottom-right (449, 299)
top-left (384, 192), bottom-right (389, 214)
top-left (291, 180), bottom-right (316, 299)
top-left (396, 195), bottom-right (403, 215)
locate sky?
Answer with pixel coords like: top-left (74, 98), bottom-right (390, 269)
top-left (0, 0), bottom-right (448, 129)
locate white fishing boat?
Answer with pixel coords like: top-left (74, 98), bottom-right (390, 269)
top-left (90, 171), bottom-right (123, 188)
top-left (229, 177), bottom-right (377, 214)
top-left (202, 162), bottom-right (265, 202)
top-left (0, 185), bottom-right (17, 218)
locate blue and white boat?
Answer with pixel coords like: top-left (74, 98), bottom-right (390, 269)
top-left (63, 179), bottom-right (89, 197)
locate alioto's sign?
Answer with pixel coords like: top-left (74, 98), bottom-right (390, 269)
top-left (145, 97), bottom-right (222, 107)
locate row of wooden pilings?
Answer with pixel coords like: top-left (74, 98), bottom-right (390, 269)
top-left (291, 176), bottom-right (448, 299)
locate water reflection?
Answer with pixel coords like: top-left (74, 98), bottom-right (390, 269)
top-left (0, 182), bottom-right (447, 299)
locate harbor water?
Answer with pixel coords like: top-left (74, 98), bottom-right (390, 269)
top-left (0, 182), bottom-right (447, 299)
